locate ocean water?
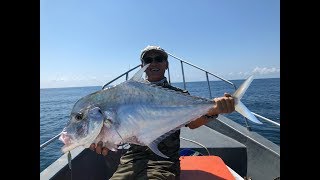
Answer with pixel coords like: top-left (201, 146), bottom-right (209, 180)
top-left (40, 78), bottom-right (280, 172)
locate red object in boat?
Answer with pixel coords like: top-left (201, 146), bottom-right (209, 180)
top-left (179, 155), bottom-right (235, 180)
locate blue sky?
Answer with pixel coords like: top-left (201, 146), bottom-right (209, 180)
top-left (40, 0), bottom-right (279, 89)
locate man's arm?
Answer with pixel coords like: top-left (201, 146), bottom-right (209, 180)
top-left (187, 114), bottom-right (218, 129)
top-left (186, 93), bottom-right (235, 129)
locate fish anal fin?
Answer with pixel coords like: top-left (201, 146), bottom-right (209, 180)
top-left (148, 141), bottom-right (169, 159)
top-left (146, 125), bottom-right (185, 159)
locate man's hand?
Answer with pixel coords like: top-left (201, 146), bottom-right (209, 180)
top-left (207, 93), bottom-right (235, 116)
top-left (89, 141), bottom-right (109, 156)
top-left (187, 93), bottom-right (235, 129)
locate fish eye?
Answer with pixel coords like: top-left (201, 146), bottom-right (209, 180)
top-left (75, 113), bottom-right (83, 121)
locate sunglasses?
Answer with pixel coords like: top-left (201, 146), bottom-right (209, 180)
top-left (143, 55), bottom-right (166, 64)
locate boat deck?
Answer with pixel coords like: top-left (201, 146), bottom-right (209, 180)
top-left (41, 122), bottom-right (247, 180)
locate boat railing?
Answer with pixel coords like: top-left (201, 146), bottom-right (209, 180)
top-left (102, 64), bottom-right (141, 90)
top-left (166, 52), bottom-right (237, 97)
top-left (40, 132), bottom-right (62, 150)
top-left (40, 52), bottom-right (279, 150)
top-left (165, 52), bottom-right (279, 130)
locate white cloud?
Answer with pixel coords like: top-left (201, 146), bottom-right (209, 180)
top-left (221, 66), bottom-right (280, 80)
top-left (252, 67), bottom-right (280, 75)
top-left (52, 77), bottom-right (66, 82)
top-left (41, 74), bottom-right (108, 89)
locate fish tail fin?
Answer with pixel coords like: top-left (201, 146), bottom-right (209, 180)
top-left (233, 75), bottom-right (262, 124)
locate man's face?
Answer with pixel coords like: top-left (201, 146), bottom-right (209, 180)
top-left (142, 51), bottom-right (168, 82)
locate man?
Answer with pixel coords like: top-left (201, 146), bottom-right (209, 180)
top-left (90, 45), bottom-right (235, 179)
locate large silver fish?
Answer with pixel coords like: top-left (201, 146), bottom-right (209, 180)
top-left (59, 64), bottom-right (262, 158)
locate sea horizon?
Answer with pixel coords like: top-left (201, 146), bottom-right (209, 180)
top-left (40, 77), bottom-right (280, 90)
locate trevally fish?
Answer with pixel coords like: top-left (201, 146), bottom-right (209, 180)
top-left (59, 64), bottom-right (262, 158)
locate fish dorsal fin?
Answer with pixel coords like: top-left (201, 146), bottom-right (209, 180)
top-left (130, 64), bottom-right (150, 82)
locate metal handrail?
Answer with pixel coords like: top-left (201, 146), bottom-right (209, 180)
top-left (165, 52), bottom-right (255, 127)
top-left (167, 52), bottom-right (237, 92)
top-left (40, 52), bottom-right (279, 150)
top-left (166, 51), bottom-right (279, 128)
top-left (40, 132), bottom-right (62, 149)
top-left (252, 112), bottom-right (280, 127)
top-left (102, 64), bottom-right (141, 90)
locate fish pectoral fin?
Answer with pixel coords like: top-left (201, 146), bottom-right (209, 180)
top-left (148, 141), bottom-right (169, 159)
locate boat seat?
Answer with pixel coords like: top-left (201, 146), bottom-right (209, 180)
top-left (179, 155), bottom-right (235, 180)
top-left (180, 126), bottom-right (247, 177)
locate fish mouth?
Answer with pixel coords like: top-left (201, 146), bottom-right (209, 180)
top-left (59, 133), bottom-right (86, 153)
top-left (59, 132), bottom-right (73, 145)
top-left (60, 122), bottom-right (105, 153)
top-left (59, 133), bottom-right (77, 153)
